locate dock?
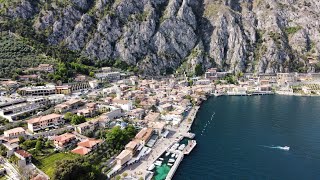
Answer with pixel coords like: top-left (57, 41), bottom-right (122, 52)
top-left (183, 140), bottom-right (197, 155)
top-left (165, 151), bottom-right (184, 180)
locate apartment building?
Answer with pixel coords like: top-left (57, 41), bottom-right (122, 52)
top-left (27, 113), bottom-right (64, 133)
top-left (53, 133), bottom-right (77, 149)
top-left (0, 98), bottom-right (48, 121)
top-left (18, 85), bottom-right (56, 96)
top-left (4, 127), bottom-right (26, 140)
top-left (54, 99), bottom-right (84, 113)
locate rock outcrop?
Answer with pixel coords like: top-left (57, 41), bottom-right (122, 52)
top-left (1, 0), bottom-right (320, 75)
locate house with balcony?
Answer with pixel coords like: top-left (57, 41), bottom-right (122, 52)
top-left (54, 99), bottom-right (84, 113)
top-left (134, 128), bottom-right (153, 145)
top-left (14, 150), bottom-right (32, 165)
top-left (71, 138), bottom-right (102, 156)
top-left (112, 99), bottom-right (133, 111)
top-left (75, 119), bottom-right (100, 135)
top-left (53, 133), bottom-right (77, 149)
top-left (27, 113), bottom-right (64, 133)
top-left (3, 127), bottom-right (26, 140)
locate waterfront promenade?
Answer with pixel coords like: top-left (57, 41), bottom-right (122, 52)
top-left (121, 106), bottom-right (200, 179)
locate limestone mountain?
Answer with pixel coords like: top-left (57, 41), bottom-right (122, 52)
top-left (1, 0), bottom-right (320, 75)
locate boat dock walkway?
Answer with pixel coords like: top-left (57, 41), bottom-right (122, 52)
top-left (165, 151), bottom-right (184, 180)
top-left (183, 140), bottom-right (197, 155)
top-left (186, 106), bottom-right (200, 131)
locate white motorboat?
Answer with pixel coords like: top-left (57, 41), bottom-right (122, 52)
top-left (168, 159), bottom-right (175, 163)
top-left (154, 161), bottom-right (162, 166)
top-left (165, 152), bottom-right (170, 156)
top-left (281, 146), bottom-right (290, 151)
top-left (147, 164), bottom-right (155, 171)
top-left (171, 153), bottom-right (176, 158)
top-left (167, 163), bottom-right (173, 166)
top-left (178, 144), bottom-right (186, 151)
top-left (159, 158), bottom-right (164, 161)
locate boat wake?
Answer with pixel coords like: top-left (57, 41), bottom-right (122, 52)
top-left (201, 112), bottom-right (215, 136)
top-left (260, 145), bottom-right (290, 151)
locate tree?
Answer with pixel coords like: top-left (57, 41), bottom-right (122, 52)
top-left (64, 112), bottom-right (74, 122)
top-left (19, 136), bottom-right (25, 144)
top-left (194, 64), bottom-right (204, 76)
top-left (53, 158), bottom-right (91, 180)
top-left (105, 126), bottom-right (137, 150)
top-left (35, 140), bottom-right (43, 151)
top-left (71, 115), bottom-right (86, 125)
top-left (45, 140), bottom-right (52, 148)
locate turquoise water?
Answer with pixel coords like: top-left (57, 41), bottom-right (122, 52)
top-left (174, 95), bottom-right (320, 179)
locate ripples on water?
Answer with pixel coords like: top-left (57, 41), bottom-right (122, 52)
top-left (174, 96), bottom-right (320, 180)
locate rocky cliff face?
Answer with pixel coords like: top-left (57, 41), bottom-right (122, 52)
top-left (1, 0), bottom-right (320, 75)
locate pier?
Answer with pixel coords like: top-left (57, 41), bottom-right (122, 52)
top-left (165, 151), bottom-right (184, 180)
top-left (183, 140), bottom-right (197, 155)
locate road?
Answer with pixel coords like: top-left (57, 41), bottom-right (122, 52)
top-left (1, 159), bottom-right (21, 180)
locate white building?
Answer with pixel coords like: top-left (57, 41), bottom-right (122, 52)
top-left (112, 99), bottom-right (133, 111)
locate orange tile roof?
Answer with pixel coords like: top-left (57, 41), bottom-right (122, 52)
top-left (4, 127), bottom-right (25, 135)
top-left (135, 128), bottom-right (153, 141)
top-left (15, 149), bottom-right (32, 158)
top-left (77, 138), bottom-right (102, 148)
top-left (125, 141), bottom-right (138, 150)
top-left (116, 149), bottom-right (132, 160)
top-left (71, 146), bottom-right (91, 155)
top-left (27, 114), bottom-right (62, 124)
top-left (53, 133), bottom-right (75, 142)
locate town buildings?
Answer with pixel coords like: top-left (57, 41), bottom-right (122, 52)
top-left (53, 133), bottom-right (77, 149)
top-left (4, 127), bottom-right (26, 140)
top-left (27, 113), bottom-right (64, 133)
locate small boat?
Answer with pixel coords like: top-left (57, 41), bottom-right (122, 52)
top-left (154, 161), bottom-right (162, 166)
top-left (281, 146), bottom-right (290, 151)
top-left (167, 163), bottom-right (173, 166)
top-left (168, 159), bottom-right (175, 163)
top-left (178, 144), bottom-right (186, 151)
top-left (175, 154), bottom-right (179, 158)
top-left (147, 164), bottom-right (155, 171)
top-left (171, 143), bottom-right (179, 150)
top-left (171, 153), bottom-right (175, 158)
top-left (165, 152), bottom-right (170, 156)
top-left (159, 158), bottom-right (164, 161)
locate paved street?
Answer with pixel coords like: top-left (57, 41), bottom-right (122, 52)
top-left (1, 159), bottom-right (21, 180)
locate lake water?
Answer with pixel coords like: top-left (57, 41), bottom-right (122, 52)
top-left (174, 95), bottom-right (320, 179)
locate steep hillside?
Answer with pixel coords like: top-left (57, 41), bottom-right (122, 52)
top-left (1, 0), bottom-right (320, 75)
top-left (0, 32), bottom-right (55, 78)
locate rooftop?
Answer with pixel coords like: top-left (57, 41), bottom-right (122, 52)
top-left (125, 141), bottom-right (138, 150)
top-left (27, 113), bottom-right (62, 124)
top-left (53, 133), bottom-right (75, 142)
top-left (135, 128), bottom-right (153, 141)
top-left (4, 127), bottom-right (25, 135)
top-left (77, 138), bottom-right (102, 148)
top-left (71, 146), bottom-right (91, 155)
top-left (116, 149), bottom-right (132, 160)
top-left (15, 149), bottom-right (32, 158)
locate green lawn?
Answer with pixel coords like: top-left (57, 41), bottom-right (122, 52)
top-left (34, 152), bottom-right (79, 178)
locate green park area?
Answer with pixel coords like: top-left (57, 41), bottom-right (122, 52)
top-left (33, 152), bottom-right (79, 178)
